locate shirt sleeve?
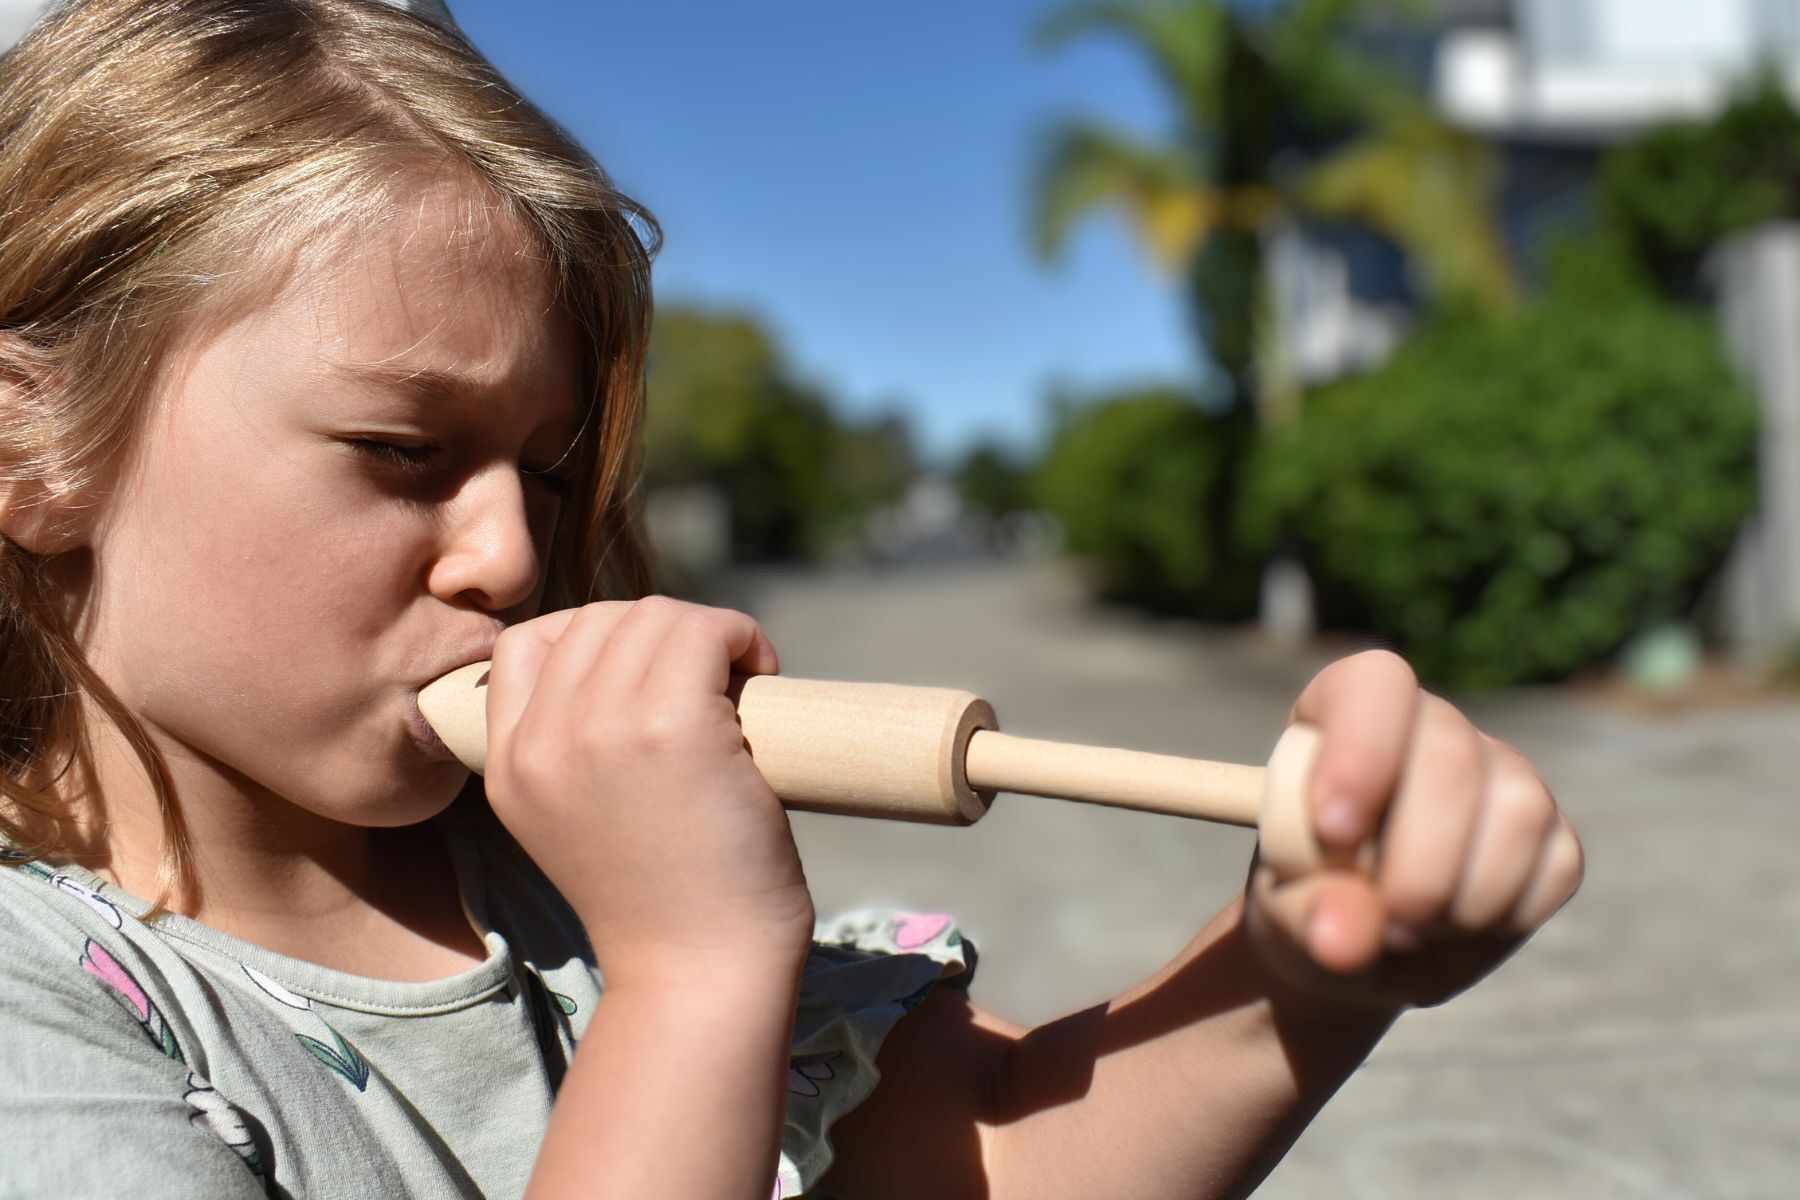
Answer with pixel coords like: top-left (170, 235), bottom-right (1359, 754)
top-left (776, 907), bottom-right (977, 1199)
top-left (0, 870), bottom-right (274, 1200)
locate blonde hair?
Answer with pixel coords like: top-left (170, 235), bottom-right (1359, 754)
top-left (0, 0), bottom-right (658, 916)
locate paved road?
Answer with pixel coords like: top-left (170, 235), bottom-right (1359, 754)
top-left (720, 558), bottom-right (1800, 1200)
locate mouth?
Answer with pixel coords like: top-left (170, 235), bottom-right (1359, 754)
top-left (406, 692), bottom-right (461, 764)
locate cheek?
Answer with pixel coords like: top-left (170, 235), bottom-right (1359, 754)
top-left (102, 444), bottom-right (420, 723)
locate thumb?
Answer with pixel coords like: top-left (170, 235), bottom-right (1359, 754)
top-left (1247, 863), bottom-right (1386, 977)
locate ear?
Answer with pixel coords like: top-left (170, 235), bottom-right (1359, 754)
top-left (0, 338), bottom-right (92, 556)
top-left (0, 477), bottom-right (87, 555)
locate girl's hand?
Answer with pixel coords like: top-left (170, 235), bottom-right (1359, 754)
top-left (480, 598), bottom-right (816, 988)
top-left (1243, 650), bottom-right (1583, 1013)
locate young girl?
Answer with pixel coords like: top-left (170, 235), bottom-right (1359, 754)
top-left (0, 1), bottom-right (1583, 1197)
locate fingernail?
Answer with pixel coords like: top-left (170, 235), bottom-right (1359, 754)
top-left (1318, 796), bottom-right (1362, 844)
top-left (1384, 920), bottom-right (1420, 953)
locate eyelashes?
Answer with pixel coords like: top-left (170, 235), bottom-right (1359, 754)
top-left (347, 439), bottom-right (576, 496)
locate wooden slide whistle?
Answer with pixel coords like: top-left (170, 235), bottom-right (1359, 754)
top-left (417, 665), bottom-right (1326, 876)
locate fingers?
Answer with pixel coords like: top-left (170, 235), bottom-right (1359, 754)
top-left (484, 598), bottom-right (777, 774)
top-left (584, 598), bottom-right (778, 702)
top-left (1507, 813), bottom-right (1584, 933)
top-left (1290, 649), bottom-right (1421, 852)
top-left (1447, 737), bottom-right (1559, 930)
top-left (1374, 696), bottom-right (1487, 941)
top-left (485, 606), bottom-right (585, 777)
top-left (1271, 652), bottom-right (1582, 999)
top-left (643, 606), bottom-right (779, 707)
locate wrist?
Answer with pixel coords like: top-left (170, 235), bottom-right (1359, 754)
top-left (596, 941), bottom-right (812, 999)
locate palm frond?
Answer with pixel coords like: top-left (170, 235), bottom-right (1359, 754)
top-left (1031, 121), bottom-right (1216, 273)
top-left (1303, 113), bottom-right (1517, 310)
top-left (1034, 0), bottom-right (1229, 134)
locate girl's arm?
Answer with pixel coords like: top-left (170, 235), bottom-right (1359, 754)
top-left (479, 599), bottom-right (820, 1200)
top-left (525, 954), bottom-right (808, 1200)
top-left (822, 650), bottom-right (1583, 1199)
top-left (821, 899), bottom-right (1389, 1199)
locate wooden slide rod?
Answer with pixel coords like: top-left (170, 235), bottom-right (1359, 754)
top-left (962, 731), bottom-right (1264, 828)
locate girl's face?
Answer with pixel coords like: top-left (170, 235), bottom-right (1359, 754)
top-left (71, 177), bottom-right (581, 834)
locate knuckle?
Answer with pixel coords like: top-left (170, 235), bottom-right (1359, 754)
top-left (1480, 732), bottom-right (1524, 759)
top-left (1357, 647), bottom-right (1417, 688)
top-left (633, 594), bottom-right (684, 618)
top-left (575, 599), bottom-right (620, 624)
top-left (1412, 697), bottom-right (1484, 784)
top-left (494, 729), bottom-right (558, 797)
top-left (490, 623), bottom-right (525, 662)
top-left (628, 706), bottom-right (688, 754)
top-left (1490, 772), bottom-right (1557, 842)
top-left (1560, 822), bottom-right (1587, 892)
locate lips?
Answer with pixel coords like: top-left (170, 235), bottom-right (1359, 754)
top-left (406, 692), bottom-right (461, 763)
top-left (416, 644), bottom-right (497, 692)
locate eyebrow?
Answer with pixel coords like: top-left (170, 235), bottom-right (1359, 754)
top-left (331, 361), bottom-right (585, 441)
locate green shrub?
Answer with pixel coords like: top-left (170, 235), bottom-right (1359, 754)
top-left (1034, 388), bottom-right (1258, 618)
top-left (1598, 74), bottom-right (1800, 295)
top-left (1247, 293), bottom-right (1756, 688)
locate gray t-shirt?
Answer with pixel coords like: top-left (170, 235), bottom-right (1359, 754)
top-left (0, 809), bottom-right (973, 1199)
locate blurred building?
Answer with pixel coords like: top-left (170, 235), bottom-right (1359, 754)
top-left (1439, 0), bottom-right (1800, 284)
top-left (1439, 0), bottom-right (1800, 136)
top-left (1284, 0), bottom-right (1800, 388)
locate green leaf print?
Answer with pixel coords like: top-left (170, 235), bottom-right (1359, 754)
top-left (296, 1023), bottom-right (370, 1092)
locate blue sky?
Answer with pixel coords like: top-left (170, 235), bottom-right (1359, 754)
top-left (451, 0), bottom-right (1200, 465)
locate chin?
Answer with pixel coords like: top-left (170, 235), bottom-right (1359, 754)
top-left (344, 768), bottom-right (470, 830)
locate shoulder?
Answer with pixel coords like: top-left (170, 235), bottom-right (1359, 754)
top-left (0, 858), bottom-right (275, 1198)
top-left (0, 853), bottom-right (185, 1049)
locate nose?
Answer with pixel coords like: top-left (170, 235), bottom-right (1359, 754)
top-left (427, 464), bottom-right (553, 616)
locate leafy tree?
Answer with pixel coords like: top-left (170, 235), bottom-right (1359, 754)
top-left (1034, 387), bottom-right (1258, 616)
top-left (644, 306), bottom-right (917, 562)
top-left (953, 440), bottom-right (1034, 521)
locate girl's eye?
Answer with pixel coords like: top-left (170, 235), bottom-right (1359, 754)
top-left (350, 439), bottom-right (441, 476)
top-left (349, 439), bottom-right (573, 496)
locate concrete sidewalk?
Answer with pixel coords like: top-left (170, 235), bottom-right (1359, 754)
top-left (724, 558), bottom-right (1799, 1200)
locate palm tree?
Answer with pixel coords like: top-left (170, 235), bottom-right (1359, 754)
top-left (1032, 0), bottom-right (1515, 425)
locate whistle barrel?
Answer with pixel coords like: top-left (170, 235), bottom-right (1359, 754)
top-left (416, 665), bottom-right (1322, 873)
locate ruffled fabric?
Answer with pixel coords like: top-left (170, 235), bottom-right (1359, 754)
top-left (776, 909), bottom-right (977, 1198)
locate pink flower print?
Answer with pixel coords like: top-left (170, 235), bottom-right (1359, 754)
top-left (786, 1051), bottom-right (840, 1098)
top-left (892, 912), bottom-right (951, 950)
top-left (80, 937), bottom-right (147, 1022)
top-left (79, 937), bottom-right (183, 1063)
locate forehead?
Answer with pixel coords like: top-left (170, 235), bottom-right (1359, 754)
top-left (136, 173), bottom-right (590, 443)
top-left (298, 178), bottom-right (567, 377)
